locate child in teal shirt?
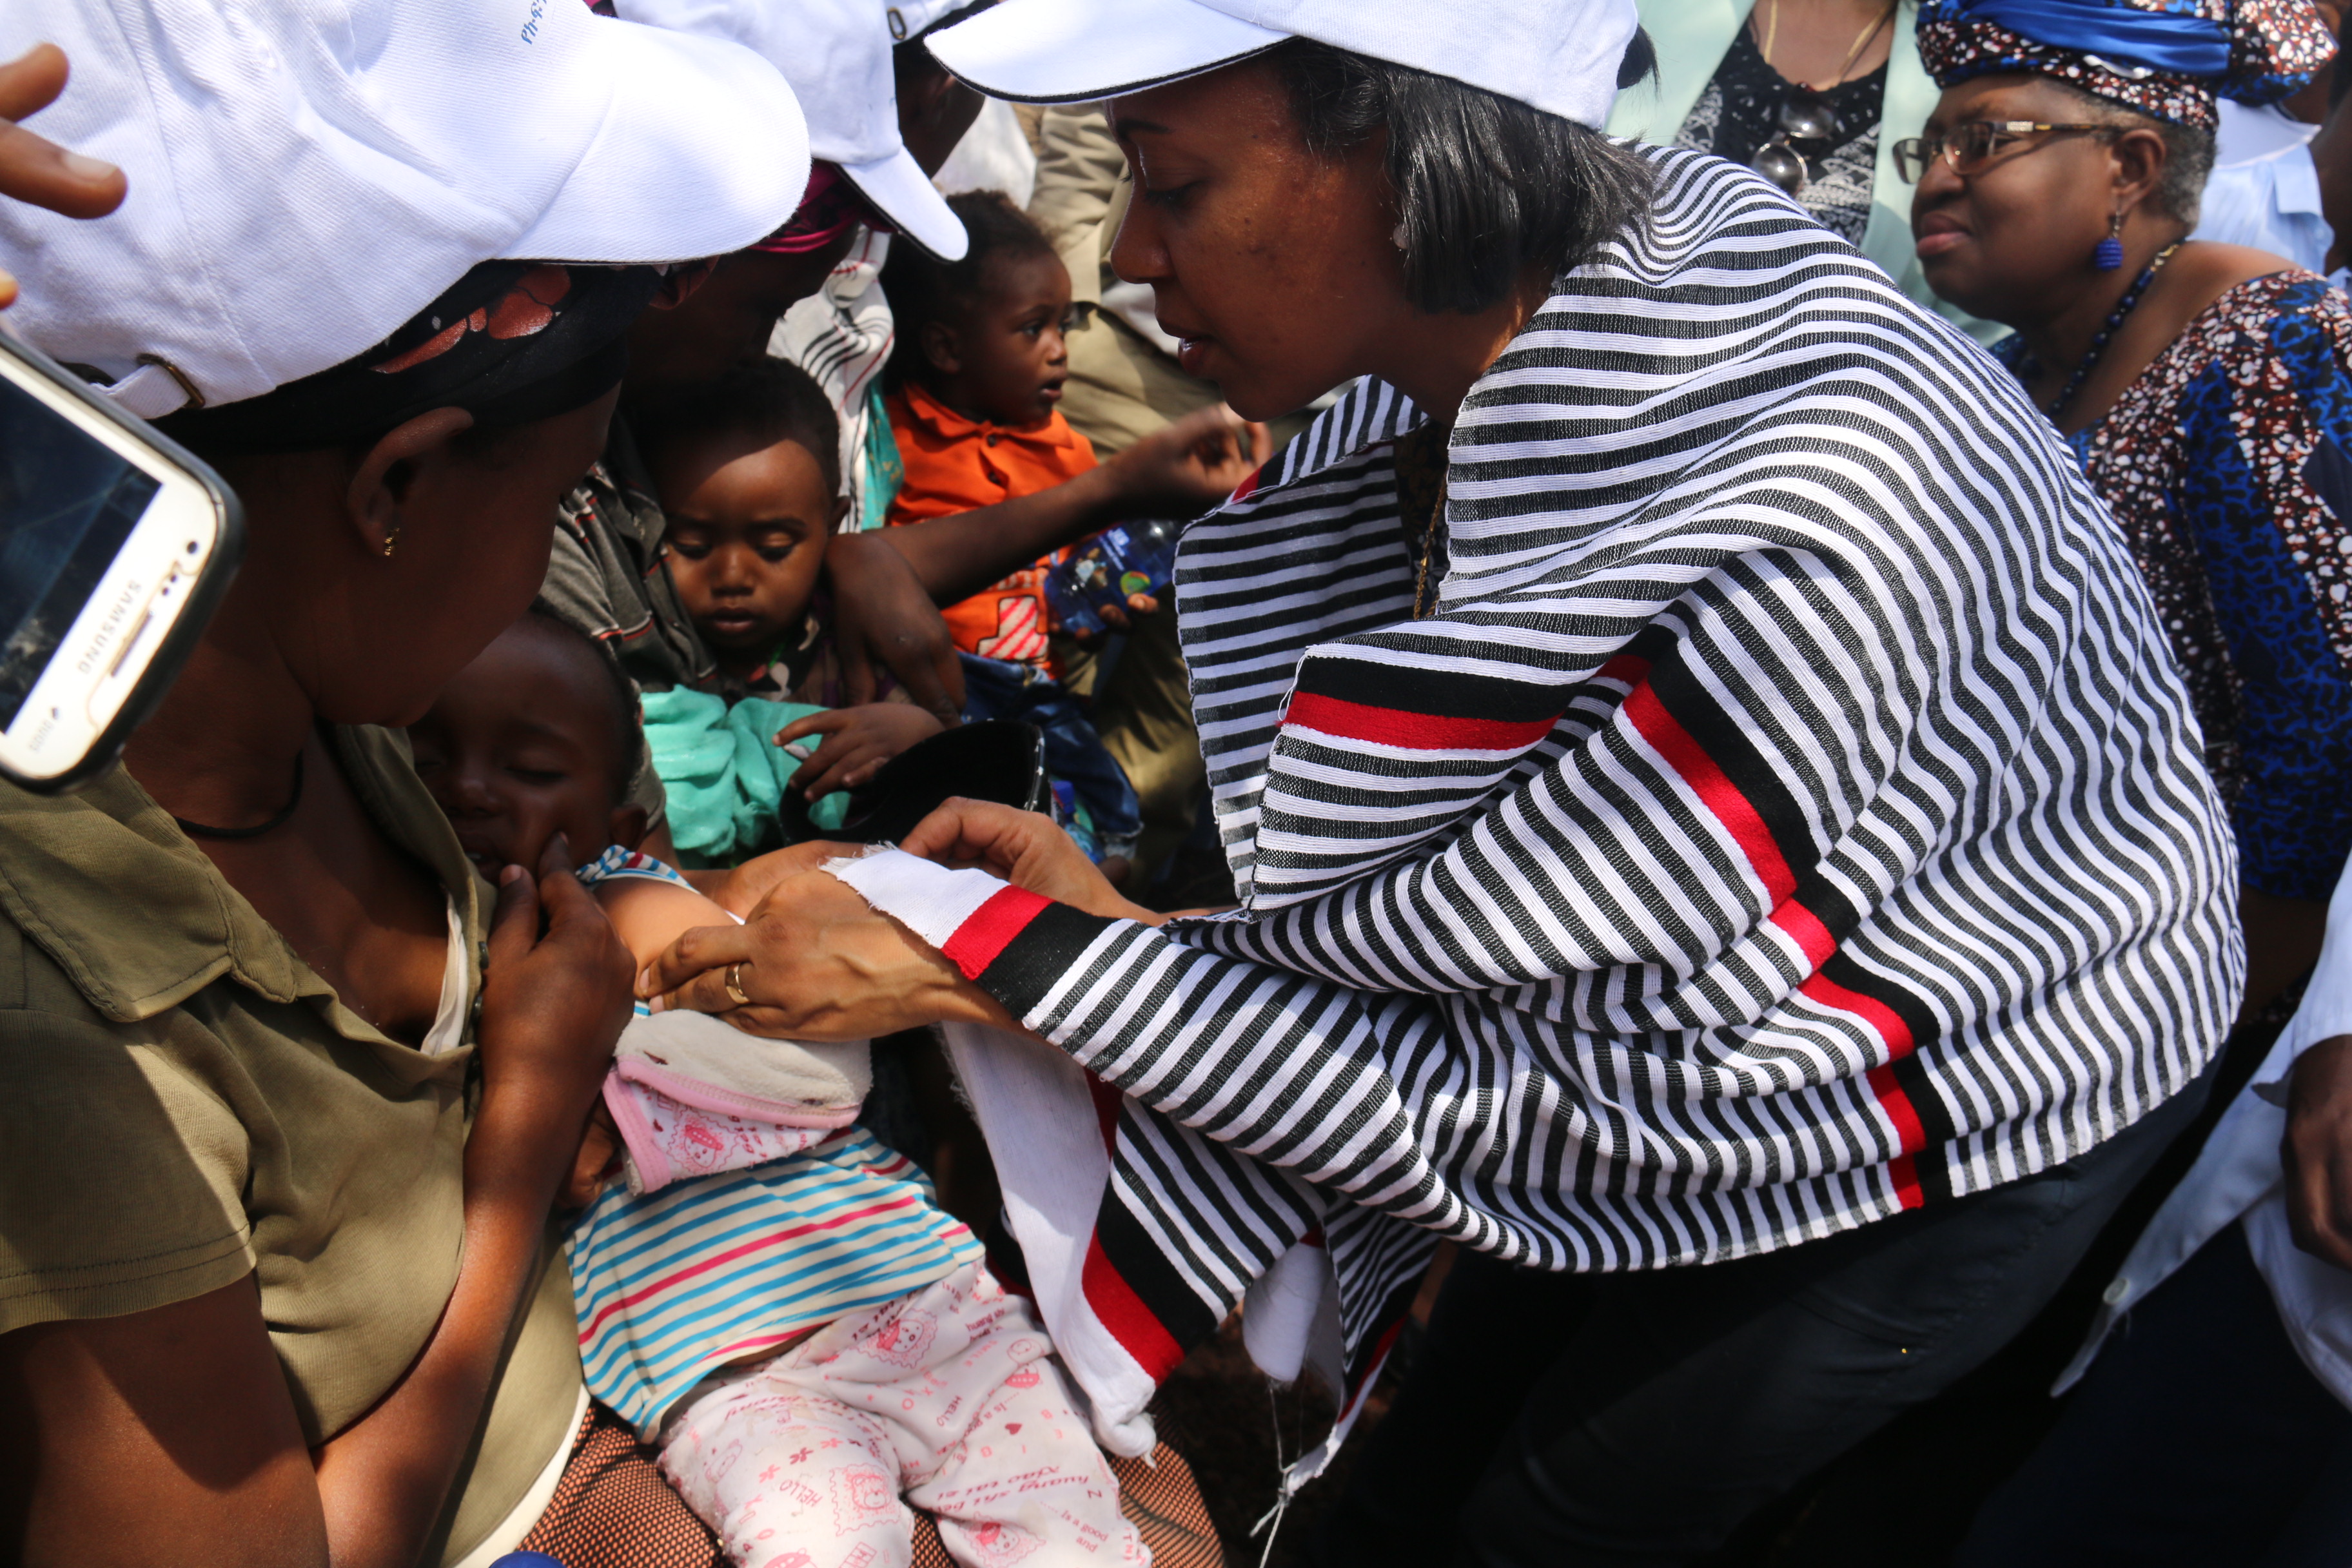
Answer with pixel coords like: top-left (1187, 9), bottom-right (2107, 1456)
top-left (632, 359), bottom-right (943, 863)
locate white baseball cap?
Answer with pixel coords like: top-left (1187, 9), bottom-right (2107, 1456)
top-left (926, 0), bottom-right (1640, 130)
top-left (886, 0), bottom-right (988, 40)
top-left (616, 0), bottom-right (971, 261)
top-left (0, 0), bottom-right (810, 420)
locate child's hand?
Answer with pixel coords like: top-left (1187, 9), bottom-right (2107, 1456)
top-left (776, 705), bottom-right (945, 802)
top-left (1104, 406), bottom-right (1271, 518)
top-left (825, 531), bottom-right (966, 727)
top-left (2288, 1035), bottom-right (2352, 1271)
top-left (1094, 591), bottom-right (1161, 634)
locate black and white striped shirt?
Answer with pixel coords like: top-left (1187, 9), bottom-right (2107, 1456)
top-left (941, 150), bottom-right (2241, 1383)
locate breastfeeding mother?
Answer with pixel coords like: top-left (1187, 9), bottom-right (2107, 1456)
top-left (0, 2), bottom-right (803, 1565)
top-left (647, 0), bottom-right (2242, 1558)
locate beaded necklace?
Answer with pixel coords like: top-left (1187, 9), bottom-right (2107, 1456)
top-left (2023, 242), bottom-right (2181, 422)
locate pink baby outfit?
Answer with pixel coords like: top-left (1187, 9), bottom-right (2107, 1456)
top-left (658, 1262), bottom-right (1142, 1568)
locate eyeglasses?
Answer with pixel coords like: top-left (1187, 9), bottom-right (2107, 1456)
top-left (1751, 92), bottom-right (1843, 196)
top-left (1892, 121), bottom-right (2119, 184)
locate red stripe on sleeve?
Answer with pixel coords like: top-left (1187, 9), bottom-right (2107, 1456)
top-left (1284, 691), bottom-right (1559, 752)
top-left (1799, 972), bottom-right (1917, 1058)
top-left (1081, 1231), bottom-right (1188, 1380)
top-left (938, 885), bottom-right (1053, 980)
top-left (1803, 974), bottom-right (1929, 1202)
top-left (1087, 1070), bottom-right (1123, 1152)
top-left (1338, 1313), bottom-right (1407, 1421)
top-left (1886, 1152), bottom-right (1925, 1211)
top-left (1768, 899), bottom-right (1839, 972)
top-left (1622, 682), bottom-right (1798, 903)
top-left (1866, 1063), bottom-right (1928, 1156)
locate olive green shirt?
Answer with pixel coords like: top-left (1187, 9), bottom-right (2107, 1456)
top-left (0, 726), bottom-right (580, 1565)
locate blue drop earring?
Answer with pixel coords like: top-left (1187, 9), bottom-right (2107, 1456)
top-left (2095, 208), bottom-right (2126, 271)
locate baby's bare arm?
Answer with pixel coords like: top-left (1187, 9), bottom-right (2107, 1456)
top-left (594, 878), bottom-right (737, 970)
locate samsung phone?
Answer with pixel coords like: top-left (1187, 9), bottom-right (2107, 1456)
top-left (0, 328), bottom-right (242, 792)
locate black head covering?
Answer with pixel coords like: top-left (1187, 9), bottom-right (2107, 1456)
top-left (157, 260), bottom-right (662, 452)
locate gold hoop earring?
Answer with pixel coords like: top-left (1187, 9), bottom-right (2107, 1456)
top-left (381, 524), bottom-right (401, 559)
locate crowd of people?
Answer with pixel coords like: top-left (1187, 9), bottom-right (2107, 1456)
top-left (5, 0), bottom-right (2352, 1563)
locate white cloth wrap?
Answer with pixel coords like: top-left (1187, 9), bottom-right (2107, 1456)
top-left (616, 1008), bottom-right (869, 1122)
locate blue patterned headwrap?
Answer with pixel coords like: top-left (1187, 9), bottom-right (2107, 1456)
top-left (1917, 0), bottom-right (2336, 127)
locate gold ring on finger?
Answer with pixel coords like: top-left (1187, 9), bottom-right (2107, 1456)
top-left (723, 961), bottom-right (751, 1007)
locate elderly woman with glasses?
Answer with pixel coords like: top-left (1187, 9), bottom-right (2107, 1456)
top-left (1911, 0), bottom-right (2346, 1017)
top-left (1902, 5), bottom-right (2352, 1558)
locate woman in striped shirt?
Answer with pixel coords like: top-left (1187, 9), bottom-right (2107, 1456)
top-left (647, 0), bottom-right (2243, 1556)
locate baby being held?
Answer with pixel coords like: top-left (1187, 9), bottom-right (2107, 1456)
top-left (409, 609), bottom-right (872, 1193)
top-left (409, 612), bottom-right (1141, 1568)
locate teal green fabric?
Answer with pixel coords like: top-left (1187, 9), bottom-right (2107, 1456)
top-left (857, 382), bottom-right (904, 533)
top-left (1607, 0), bottom-right (2005, 346)
top-left (640, 689), bottom-right (850, 866)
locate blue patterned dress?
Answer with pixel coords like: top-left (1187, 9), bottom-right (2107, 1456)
top-left (2013, 273), bottom-right (2352, 899)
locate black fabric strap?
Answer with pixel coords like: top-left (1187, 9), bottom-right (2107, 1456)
top-left (157, 261), bottom-right (659, 454)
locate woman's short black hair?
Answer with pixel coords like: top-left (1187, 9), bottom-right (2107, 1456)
top-left (631, 356), bottom-right (843, 495)
top-left (881, 189), bottom-right (1061, 389)
top-left (1270, 32), bottom-right (1658, 315)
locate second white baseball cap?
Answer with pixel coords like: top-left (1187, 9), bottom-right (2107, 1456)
top-left (618, 0), bottom-right (972, 261)
top-left (926, 0), bottom-right (1640, 130)
top-left (0, 0), bottom-right (812, 418)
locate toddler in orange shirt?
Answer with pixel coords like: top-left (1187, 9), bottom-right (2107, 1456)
top-left (880, 191), bottom-right (1140, 865)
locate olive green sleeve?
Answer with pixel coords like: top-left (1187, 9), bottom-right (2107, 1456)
top-left (0, 1010), bottom-right (255, 1333)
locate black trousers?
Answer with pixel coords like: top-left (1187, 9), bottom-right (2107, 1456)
top-left (1315, 1070), bottom-right (2215, 1567)
top-left (1955, 1221), bottom-right (2352, 1568)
